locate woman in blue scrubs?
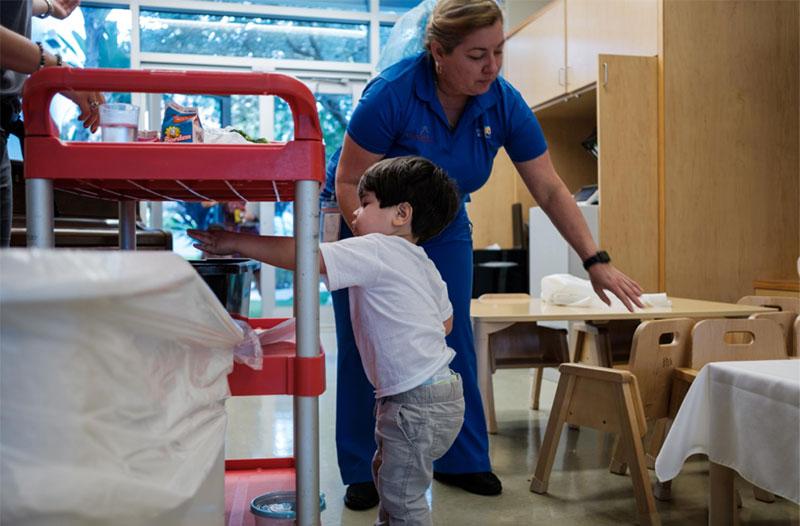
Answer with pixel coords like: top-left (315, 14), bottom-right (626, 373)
top-left (330, 0), bottom-right (645, 509)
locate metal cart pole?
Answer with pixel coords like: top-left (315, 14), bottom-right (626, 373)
top-left (25, 179), bottom-right (54, 248)
top-left (119, 200), bottom-right (137, 250)
top-left (294, 178), bottom-right (321, 526)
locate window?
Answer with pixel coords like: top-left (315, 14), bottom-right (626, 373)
top-left (32, 6), bottom-right (131, 141)
top-left (380, 0), bottom-right (420, 13)
top-left (209, 0), bottom-right (369, 10)
top-left (140, 10), bottom-right (370, 63)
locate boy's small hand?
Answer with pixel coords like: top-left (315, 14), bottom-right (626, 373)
top-left (187, 228), bottom-right (236, 256)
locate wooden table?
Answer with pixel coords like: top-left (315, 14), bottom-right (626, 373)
top-left (471, 296), bottom-right (774, 433)
top-left (655, 360), bottom-right (800, 525)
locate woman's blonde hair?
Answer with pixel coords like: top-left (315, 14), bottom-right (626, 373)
top-left (425, 0), bottom-right (504, 54)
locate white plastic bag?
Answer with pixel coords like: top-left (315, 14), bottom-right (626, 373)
top-left (376, 0), bottom-right (437, 71)
top-left (0, 249), bottom-right (244, 524)
top-left (541, 273), bottom-right (671, 309)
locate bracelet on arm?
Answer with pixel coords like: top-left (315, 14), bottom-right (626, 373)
top-left (35, 41), bottom-right (45, 70)
top-left (37, 0), bottom-right (54, 19)
top-left (55, 53), bottom-right (63, 66)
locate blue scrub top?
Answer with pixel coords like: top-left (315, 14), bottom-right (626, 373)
top-left (347, 52), bottom-right (547, 200)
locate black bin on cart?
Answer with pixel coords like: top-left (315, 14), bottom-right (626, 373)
top-left (190, 258), bottom-right (260, 316)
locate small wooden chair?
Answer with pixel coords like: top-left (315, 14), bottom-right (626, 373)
top-left (691, 318), bottom-right (787, 369)
top-left (480, 294), bottom-right (569, 429)
top-left (686, 317), bottom-right (788, 505)
top-left (607, 319), bottom-right (694, 500)
top-left (737, 295), bottom-right (799, 313)
top-left (749, 311), bottom-right (798, 357)
top-left (531, 363), bottom-right (661, 526)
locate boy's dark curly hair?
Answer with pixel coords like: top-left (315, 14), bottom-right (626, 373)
top-left (357, 156), bottom-right (460, 244)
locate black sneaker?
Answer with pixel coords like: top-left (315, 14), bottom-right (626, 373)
top-left (343, 481), bottom-right (379, 510)
top-left (433, 471), bottom-right (502, 496)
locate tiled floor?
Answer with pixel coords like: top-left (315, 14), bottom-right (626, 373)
top-left (226, 319), bottom-right (800, 525)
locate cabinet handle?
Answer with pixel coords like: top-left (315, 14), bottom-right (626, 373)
top-left (603, 62), bottom-right (608, 87)
top-left (558, 67), bottom-right (565, 87)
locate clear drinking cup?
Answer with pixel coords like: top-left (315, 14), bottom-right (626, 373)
top-left (99, 103), bottom-right (140, 142)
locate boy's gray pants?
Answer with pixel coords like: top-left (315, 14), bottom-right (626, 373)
top-left (372, 375), bottom-right (465, 526)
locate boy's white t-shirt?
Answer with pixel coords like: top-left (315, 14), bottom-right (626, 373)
top-left (319, 233), bottom-right (455, 398)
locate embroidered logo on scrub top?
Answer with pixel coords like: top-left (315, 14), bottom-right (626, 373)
top-left (475, 125), bottom-right (492, 138)
top-left (404, 125), bottom-right (433, 143)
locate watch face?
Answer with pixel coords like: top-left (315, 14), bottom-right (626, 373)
top-left (598, 251), bottom-right (610, 263)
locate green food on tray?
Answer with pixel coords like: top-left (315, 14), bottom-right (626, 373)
top-left (231, 129), bottom-right (270, 144)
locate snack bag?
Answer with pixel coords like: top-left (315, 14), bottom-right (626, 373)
top-left (161, 101), bottom-right (203, 143)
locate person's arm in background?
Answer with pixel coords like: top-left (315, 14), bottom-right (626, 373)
top-left (32, 0), bottom-right (80, 19)
top-left (514, 151), bottom-right (645, 311)
top-left (334, 133), bottom-right (385, 230)
top-left (0, 26), bottom-right (104, 132)
top-left (187, 229), bottom-right (328, 274)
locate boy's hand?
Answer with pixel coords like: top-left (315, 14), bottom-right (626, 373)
top-left (187, 228), bottom-right (237, 256)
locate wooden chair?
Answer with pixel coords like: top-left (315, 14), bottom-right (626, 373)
top-left (737, 295), bottom-right (799, 313)
top-left (691, 318), bottom-right (787, 369)
top-left (480, 294), bottom-right (569, 421)
top-left (607, 319), bottom-right (695, 500)
top-left (531, 363), bottom-right (661, 526)
top-left (686, 317), bottom-right (789, 505)
top-left (749, 311), bottom-right (798, 357)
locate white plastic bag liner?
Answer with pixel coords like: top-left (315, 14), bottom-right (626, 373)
top-left (541, 273), bottom-right (671, 309)
top-left (0, 249), bottom-right (244, 524)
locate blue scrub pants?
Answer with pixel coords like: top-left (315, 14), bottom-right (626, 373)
top-left (333, 208), bottom-right (491, 484)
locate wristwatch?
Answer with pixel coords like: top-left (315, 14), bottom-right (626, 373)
top-left (582, 250), bottom-right (611, 270)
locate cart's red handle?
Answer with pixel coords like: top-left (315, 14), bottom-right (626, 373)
top-left (22, 67), bottom-right (322, 141)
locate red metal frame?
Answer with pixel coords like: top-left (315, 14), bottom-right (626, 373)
top-left (22, 68), bottom-right (325, 202)
top-left (224, 317), bottom-right (325, 526)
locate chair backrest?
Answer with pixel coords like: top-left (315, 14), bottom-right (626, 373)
top-left (489, 322), bottom-right (569, 368)
top-left (691, 318), bottom-right (787, 369)
top-left (795, 316), bottom-right (800, 358)
top-left (737, 295), bottom-right (800, 312)
top-left (627, 318), bottom-right (694, 421)
top-left (750, 311), bottom-right (798, 357)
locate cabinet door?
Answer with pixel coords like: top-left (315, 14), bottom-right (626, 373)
top-left (597, 54), bottom-right (658, 291)
top-left (505, 0), bottom-right (566, 107)
top-left (566, 0), bottom-right (658, 91)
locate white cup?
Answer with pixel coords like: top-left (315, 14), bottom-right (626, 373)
top-left (99, 103), bottom-right (139, 142)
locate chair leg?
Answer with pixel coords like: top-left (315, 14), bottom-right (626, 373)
top-left (609, 435), bottom-right (629, 475)
top-left (617, 383), bottom-right (661, 526)
top-left (654, 480), bottom-right (672, 501)
top-left (645, 419), bottom-right (669, 470)
top-left (530, 367), bottom-right (544, 410)
top-left (530, 375), bottom-right (575, 494)
top-left (753, 486), bottom-right (775, 503)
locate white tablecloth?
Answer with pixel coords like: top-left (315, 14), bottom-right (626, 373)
top-left (655, 360), bottom-right (800, 503)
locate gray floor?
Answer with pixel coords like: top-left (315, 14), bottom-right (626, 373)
top-left (226, 320), bottom-right (799, 525)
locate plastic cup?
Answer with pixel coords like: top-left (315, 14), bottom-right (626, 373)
top-left (99, 103), bottom-right (140, 143)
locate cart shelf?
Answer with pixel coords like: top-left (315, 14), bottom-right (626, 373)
top-left (228, 318), bottom-right (325, 398)
top-left (22, 67), bottom-right (325, 202)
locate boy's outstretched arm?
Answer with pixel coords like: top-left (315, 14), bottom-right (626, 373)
top-left (187, 229), bottom-right (326, 273)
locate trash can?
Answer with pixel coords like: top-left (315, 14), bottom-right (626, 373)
top-left (190, 258), bottom-right (260, 316)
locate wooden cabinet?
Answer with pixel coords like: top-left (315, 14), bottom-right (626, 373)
top-left (505, 0), bottom-right (566, 108)
top-left (566, 0), bottom-right (659, 90)
top-left (505, 0), bottom-right (658, 107)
